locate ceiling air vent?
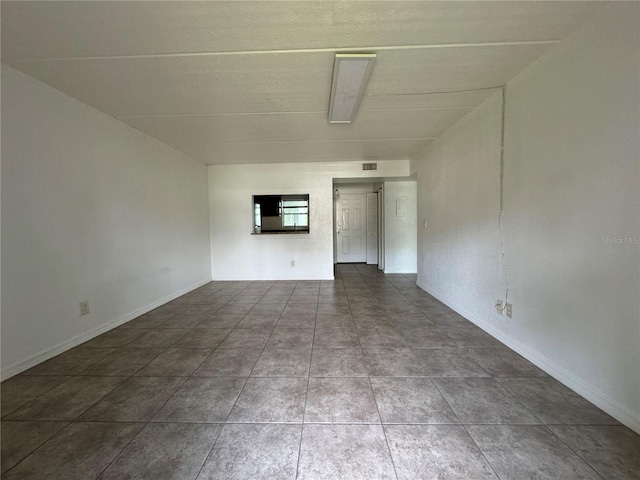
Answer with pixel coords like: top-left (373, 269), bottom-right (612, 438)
top-left (362, 163), bottom-right (377, 171)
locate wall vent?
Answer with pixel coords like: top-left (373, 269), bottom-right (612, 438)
top-left (362, 163), bottom-right (377, 171)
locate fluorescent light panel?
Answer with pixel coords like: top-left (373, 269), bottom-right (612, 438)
top-left (328, 53), bottom-right (376, 124)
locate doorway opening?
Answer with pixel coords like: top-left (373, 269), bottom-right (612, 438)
top-left (333, 182), bottom-right (383, 269)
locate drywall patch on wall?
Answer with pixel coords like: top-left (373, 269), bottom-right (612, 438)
top-left (1, 65), bottom-right (212, 379)
top-left (413, 3), bottom-right (640, 432)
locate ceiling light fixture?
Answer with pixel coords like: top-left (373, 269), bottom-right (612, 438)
top-left (328, 53), bottom-right (376, 124)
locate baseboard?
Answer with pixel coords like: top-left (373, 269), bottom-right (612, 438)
top-left (416, 280), bottom-right (640, 435)
top-left (211, 275), bottom-right (335, 281)
top-left (384, 268), bottom-right (417, 274)
top-left (1, 278), bottom-right (211, 380)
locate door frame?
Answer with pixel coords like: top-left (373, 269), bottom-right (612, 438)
top-left (377, 185), bottom-right (385, 271)
top-left (333, 184), bottom-right (383, 267)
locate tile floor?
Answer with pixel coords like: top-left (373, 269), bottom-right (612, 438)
top-left (2, 264), bottom-right (639, 479)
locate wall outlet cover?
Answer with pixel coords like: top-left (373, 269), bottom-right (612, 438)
top-left (79, 301), bottom-right (90, 316)
top-left (505, 303), bottom-right (513, 318)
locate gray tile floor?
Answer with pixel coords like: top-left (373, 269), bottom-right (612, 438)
top-left (2, 264), bottom-right (639, 479)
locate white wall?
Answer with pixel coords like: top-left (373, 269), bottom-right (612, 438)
top-left (384, 180), bottom-right (417, 273)
top-left (414, 3), bottom-right (640, 432)
top-left (1, 65), bottom-right (212, 379)
top-left (209, 161), bottom-right (410, 280)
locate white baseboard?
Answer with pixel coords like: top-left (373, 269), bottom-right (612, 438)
top-left (416, 280), bottom-right (640, 435)
top-left (384, 268), bottom-right (417, 274)
top-left (211, 275), bottom-right (335, 281)
top-left (1, 278), bottom-right (211, 380)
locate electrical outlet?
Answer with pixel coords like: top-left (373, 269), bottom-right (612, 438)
top-left (505, 303), bottom-right (513, 318)
top-left (495, 299), bottom-right (504, 314)
top-left (290, 260), bottom-right (295, 267)
top-left (80, 301), bottom-right (90, 316)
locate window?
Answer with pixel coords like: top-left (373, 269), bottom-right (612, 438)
top-left (252, 194), bottom-right (309, 234)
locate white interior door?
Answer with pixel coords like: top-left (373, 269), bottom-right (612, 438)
top-left (336, 193), bottom-right (367, 263)
top-left (366, 192), bottom-right (378, 265)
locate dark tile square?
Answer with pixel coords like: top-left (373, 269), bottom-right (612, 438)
top-left (277, 314), bottom-right (316, 329)
top-left (193, 349), bottom-right (262, 377)
top-left (467, 425), bottom-right (601, 479)
top-left (100, 423), bottom-right (220, 479)
top-left (200, 314), bottom-right (244, 329)
top-left (353, 314), bottom-right (396, 328)
top-left (283, 303), bottom-right (318, 315)
top-left (198, 424), bottom-right (301, 479)
top-left (228, 377), bottom-right (307, 423)
top-left (250, 303), bottom-right (286, 315)
top-left (80, 348), bottom-right (163, 376)
top-left (550, 425), bottom-right (640, 480)
top-left (82, 328), bottom-right (147, 348)
top-left (233, 295), bottom-right (263, 304)
top-left (218, 328), bottom-right (271, 349)
top-left (297, 424), bottom-right (396, 480)
top-left (236, 314), bottom-right (280, 329)
top-left (310, 348), bottom-right (368, 377)
top-left (316, 303), bottom-right (352, 315)
top-left (122, 313), bottom-right (173, 329)
top-left (153, 377), bottom-right (246, 422)
top-left (444, 327), bottom-right (504, 348)
top-left (305, 377), bottom-right (380, 423)
top-left (287, 295), bottom-right (319, 306)
top-left (357, 327), bottom-right (407, 348)
top-left (370, 377), bottom-right (458, 424)
top-left (217, 303), bottom-right (254, 315)
top-left (266, 328), bottom-right (314, 348)
top-left (183, 304), bottom-right (219, 315)
top-left (315, 314), bottom-right (355, 329)
top-left (385, 425), bottom-right (497, 479)
top-left (158, 313), bottom-right (210, 329)
top-left (173, 328), bottom-right (231, 348)
top-left (131, 328), bottom-right (190, 348)
top-left (136, 348), bottom-right (211, 376)
top-left (5, 376), bottom-right (125, 421)
top-left (0, 421), bottom-right (68, 474)
top-left (433, 378), bottom-right (540, 424)
top-left (1, 376), bottom-right (71, 417)
top-left (79, 376), bottom-right (184, 422)
top-left (21, 347), bottom-right (118, 376)
top-left (313, 328), bottom-right (360, 348)
top-left (1, 422), bottom-right (142, 480)
top-left (252, 349), bottom-right (311, 377)
top-left (362, 348), bottom-right (426, 376)
top-left (412, 347), bottom-right (490, 377)
top-left (398, 327), bottom-right (458, 348)
top-left (498, 378), bottom-right (619, 425)
top-left (467, 348), bottom-right (548, 377)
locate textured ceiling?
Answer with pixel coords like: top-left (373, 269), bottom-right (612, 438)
top-left (1, 1), bottom-right (600, 165)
